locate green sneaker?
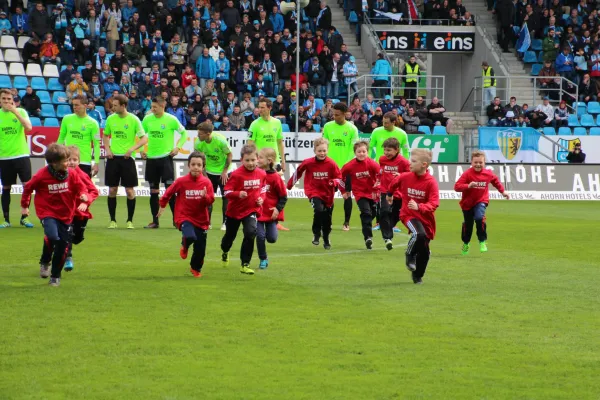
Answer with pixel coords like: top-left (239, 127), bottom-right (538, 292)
top-left (240, 264), bottom-right (255, 275)
top-left (108, 221), bottom-right (117, 229)
top-left (126, 221), bottom-right (134, 229)
top-left (480, 241), bottom-right (488, 253)
top-left (0, 220), bottom-right (11, 228)
top-left (461, 243), bottom-right (470, 255)
top-left (221, 252), bottom-right (229, 267)
top-left (20, 217), bottom-right (34, 228)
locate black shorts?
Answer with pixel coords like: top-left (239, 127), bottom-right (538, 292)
top-left (144, 155), bottom-right (174, 185)
top-left (207, 172), bottom-right (224, 194)
top-left (78, 164), bottom-right (92, 178)
top-left (0, 157), bottom-right (32, 186)
top-left (105, 156), bottom-right (139, 187)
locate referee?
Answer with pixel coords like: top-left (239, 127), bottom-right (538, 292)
top-left (102, 95), bottom-right (148, 229)
top-left (0, 89), bottom-right (34, 228)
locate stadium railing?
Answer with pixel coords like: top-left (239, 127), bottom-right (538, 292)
top-left (367, 17), bottom-right (476, 26)
top-left (350, 74), bottom-right (446, 104)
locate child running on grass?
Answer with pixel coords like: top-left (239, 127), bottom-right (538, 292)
top-left (378, 138), bottom-right (410, 250)
top-left (220, 144), bottom-right (267, 275)
top-left (287, 138), bottom-right (341, 250)
top-left (256, 148), bottom-right (288, 269)
top-left (387, 149), bottom-right (439, 284)
top-left (339, 141), bottom-right (381, 250)
top-left (21, 144), bottom-right (90, 287)
top-left (454, 150), bottom-right (509, 255)
top-left (158, 151), bottom-right (215, 278)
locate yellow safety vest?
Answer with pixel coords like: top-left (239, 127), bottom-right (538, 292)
top-left (483, 67), bottom-right (495, 88)
top-left (405, 64), bottom-right (419, 83)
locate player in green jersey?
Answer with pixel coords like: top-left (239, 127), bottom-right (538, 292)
top-left (103, 95), bottom-right (148, 229)
top-left (369, 112), bottom-right (410, 160)
top-left (322, 102), bottom-right (358, 231)
top-left (0, 89), bottom-right (34, 228)
top-left (141, 96), bottom-right (187, 229)
top-left (57, 96), bottom-right (101, 178)
top-left (195, 121), bottom-right (232, 231)
top-left (247, 98), bottom-right (290, 231)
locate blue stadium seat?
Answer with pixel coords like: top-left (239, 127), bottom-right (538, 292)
top-left (18, 89), bottom-right (25, 98)
top-left (30, 117), bottom-right (42, 126)
top-left (580, 114), bottom-right (595, 127)
top-left (567, 114), bottom-right (581, 127)
top-left (542, 127), bottom-right (556, 135)
top-left (573, 127), bottom-right (587, 136)
top-left (537, 52), bottom-right (544, 63)
top-left (523, 51), bottom-right (538, 63)
top-left (52, 91), bottom-right (67, 104)
top-left (418, 125), bottom-right (431, 135)
top-left (97, 106), bottom-right (106, 119)
top-left (530, 64), bottom-right (542, 76)
top-left (48, 78), bottom-right (64, 91)
top-left (0, 75), bottom-right (10, 87)
top-left (587, 101), bottom-right (600, 114)
top-left (56, 104), bottom-right (71, 118)
top-left (432, 125), bottom-right (447, 135)
top-left (596, 115), bottom-right (600, 126)
top-left (573, 101), bottom-right (587, 116)
top-left (589, 127), bottom-right (600, 135)
top-left (13, 75), bottom-right (28, 89)
top-left (558, 126), bottom-right (572, 135)
top-left (314, 98), bottom-right (324, 110)
top-left (213, 122), bottom-right (221, 129)
top-left (313, 124), bottom-right (321, 132)
top-left (30, 77), bottom-right (47, 90)
top-left (43, 117), bottom-right (59, 127)
top-left (530, 39), bottom-right (543, 51)
top-left (331, 99), bottom-right (340, 104)
top-left (77, 66), bottom-right (85, 74)
top-left (282, 123), bottom-right (290, 132)
top-left (40, 104), bottom-right (56, 118)
top-left (37, 90), bottom-right (51, 104)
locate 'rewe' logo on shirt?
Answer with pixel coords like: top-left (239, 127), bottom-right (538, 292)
top-left (407, 187), bottom-right (426, 199)
top-left (383, 165), bottom-right (398, 173)
top-left (244, 179), bottom-right (261, 189)
top-left (48, 182), bottom-right (69, 193)
top-left (312, 172), bottom-right (328, 179)
top-left (185, 189), bottom-right (206, 199)
top-left (471, 181), bottom-right (487, 188)
top-left (355, 171), bottom-right (370, 179)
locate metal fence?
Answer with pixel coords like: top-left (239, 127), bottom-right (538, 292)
top-left (367, 17), bottom-right (476, 26)
top-left (348, 74), bottom-right (446, 104)
top-left (473, 75), bottom-right (579, 116)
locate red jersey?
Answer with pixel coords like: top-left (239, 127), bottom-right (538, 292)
top-left (454, 167), bottom-right (505, 211)
top-left (159, 173), bottom-right (215, 230)
top-left (21, 167), bottom-right (89, 225)
top-left (72, 167), bottom-right (99, 220)
top-left (224, 166), bottom-right (267, 219)
top-left (378, 155), bottom-right (410, 197)
top-left (287, 156), bottom-right (341, 208)
top-left (388, 171), bottom-right (440, 240)
top-left (259, 170), bottom-right (287, 222)
top-left (339, 157), bottom-right (381, 202)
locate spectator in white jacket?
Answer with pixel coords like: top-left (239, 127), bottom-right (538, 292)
top-left (535, 96), bottom-right (554, 126)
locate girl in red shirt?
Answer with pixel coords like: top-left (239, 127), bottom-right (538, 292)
top-left (220, 144), bottom-right (266, 275)
top-left (256, 148), bottom-right (288, 270)
top-left (158, 152), bottom-right (215, 278)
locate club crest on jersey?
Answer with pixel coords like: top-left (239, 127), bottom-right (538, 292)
top-left (161, 124), bottom-right (165, 129)
top-left (12, 119), bottom-right (17, 123)
top-left (124, 124), bottom-right (129, 129)
top-left (81, 125), bottom-right (86, 130)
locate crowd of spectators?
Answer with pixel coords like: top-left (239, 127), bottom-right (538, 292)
top-left (485, 94), bottom-right (573, 129)
top-left (367, 0), bottom-right (475, 26)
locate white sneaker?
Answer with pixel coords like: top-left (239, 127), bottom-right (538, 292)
top-left (385, 239), bottom-right (393, 251)
top-left (221, 223), bottom-right (227, 231)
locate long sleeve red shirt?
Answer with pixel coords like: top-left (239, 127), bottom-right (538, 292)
top-left (159, 173), bottom-right (215, 229)
top-left (259, 170), bottom-right (287, 222)
top-left (21, 167), bottom-right (88, 225)
top-left (287, 156), bottom-right (341, 208)
top-left (388, 171), bottom-right (440, 240)
top-left (378, 154), bottom-right (410, 197)
top-left (339, 157), bottom-right (381, 202)
top-left (454, 167), bottom-right (505, 211)
top-left (73, 167), bottom-right (99, 220)
top-left (224, 166), bottom-right (267, 220)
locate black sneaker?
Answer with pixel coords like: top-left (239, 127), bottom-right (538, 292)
top-left (323, 238), bottom-right (331, 250)
top-left (312, 235), bottom-right (320, 246)
top-left (412, 272), bottom-right (422, 284)
top-left (405, 254), bottom-right (417, 271)
top-left (365, 237), bottom-right (373, 250)
top-left (144, 222), bottom-right (159, 229)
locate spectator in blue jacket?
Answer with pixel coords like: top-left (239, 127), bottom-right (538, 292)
top-left (86, 99), bottom-right (103, 125)
top-left (103, 75), bottom-right (120, 100)
top-left (269, 6), bottom-right (284, 33)
top-left (236, 62), bottom-right (255, 99)
top-left (0, 12), bottom-right (11, 35)
top-left (166, 96), bottom-right (187, 125)
top-left (380, 95), bottom-right (395, 113)
top-left (12, 7), bottom-right (28, 36)
top-left (555, 46), bottom-right (577, 82)
top-left (59, 64), bottom-right (76, 87)
top-left (371, 53), bottom-right (393, 98)
top-left (195, 47), bottom-right (217, 88)
top-left (121, 0), bottom-right (137, 23)
top-left (215, 51), bottom-right (230, 86)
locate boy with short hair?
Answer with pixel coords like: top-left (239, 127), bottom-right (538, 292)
top-left (387, 149), bottom-right (439, 284)
top-left (21, 144), bottom-right (89, 287)
top-left (287, 138), bottom-right (341, 250)
top-left (454, 150), bottom-right (509, 254)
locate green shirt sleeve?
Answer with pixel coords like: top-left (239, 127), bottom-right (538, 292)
top-left (400, 132), bottom-right (410, 159)
top-left (103, 115), bottom-right (112, 136)
top-left (91, 120), bottom-right (101, 163)
top-left (58, 115), bottom-right (68, 144)
top-left (175, 120), bottom-right (187, 149)
top-left (248, 121), bottom-right (258, 141)
top-left (369, 131), bottom-right (378, 159)
top-left (135, 116), bottom-right (146, 138)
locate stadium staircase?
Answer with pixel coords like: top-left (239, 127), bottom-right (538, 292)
top-left (445, 112), bottom-right (480, 135)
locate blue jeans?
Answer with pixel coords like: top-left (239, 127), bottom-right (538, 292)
top-left (483, 87), bottom-right (496, 106)
top-left (181, 221), bottom-right (207, 271)
top-left (40, 217), bottom-right (71, 278)
top-left (461, 202), bottom-right (487, 243)
top-left (256, 220), bottom-right (278, 260)
top-left (327, 81), bottom-right (339, 98)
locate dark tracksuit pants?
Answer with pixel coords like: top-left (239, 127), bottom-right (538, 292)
top-left (181, 221), bottom-right (208, 272)
top-left (462, 202), bottom-right (487, 244)
top-left (379, 194), bottom-right (401, 240)
top-left (40, 218), bottom-right (71, 278)
top-left (406, 218), bottom-right (431, 279)
top-left (356, 198), bottom-right (377, 241)
top-left (43, 217), bottom-right (88, 260)
top-left (310, 197), bottom-right (333, 241)
top-left (256, 221), bottom-right (278, 260)
top-left (221, 213), bottom-right (257, 265)
top-left (207, 173), bottom-right (228, 225)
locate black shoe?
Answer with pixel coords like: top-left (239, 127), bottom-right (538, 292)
top-left (412, 272), bottom-right (423, 285)
top-left (365, 237), bottom-right (373, 250)
top-left (312, 235), bottom-right (320, 246)
top-left (323, 238), bottom-right (331, 250)
top-left (144, 222), bottom-right (159, 229)
top-left (405, 254), bottom-right (417, 271)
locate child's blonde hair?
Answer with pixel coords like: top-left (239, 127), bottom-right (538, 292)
top-left (66, 145), bottom-right (81, 160)
top-left (314, 137), bottom-right (329, 149)
top-left (471, 150), bottom-right (486, 160)
top-left (412, 149), bottom-right (433, 165)
top-left (240, 143), bottom-right (258, 158)
top-left (353, 140), bottom-right (369, 152)
top-left (259, 147), bottom-right (276, 170)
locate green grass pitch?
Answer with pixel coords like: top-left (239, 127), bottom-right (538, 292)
top-left (1, 196), bottom-right (600, 399)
